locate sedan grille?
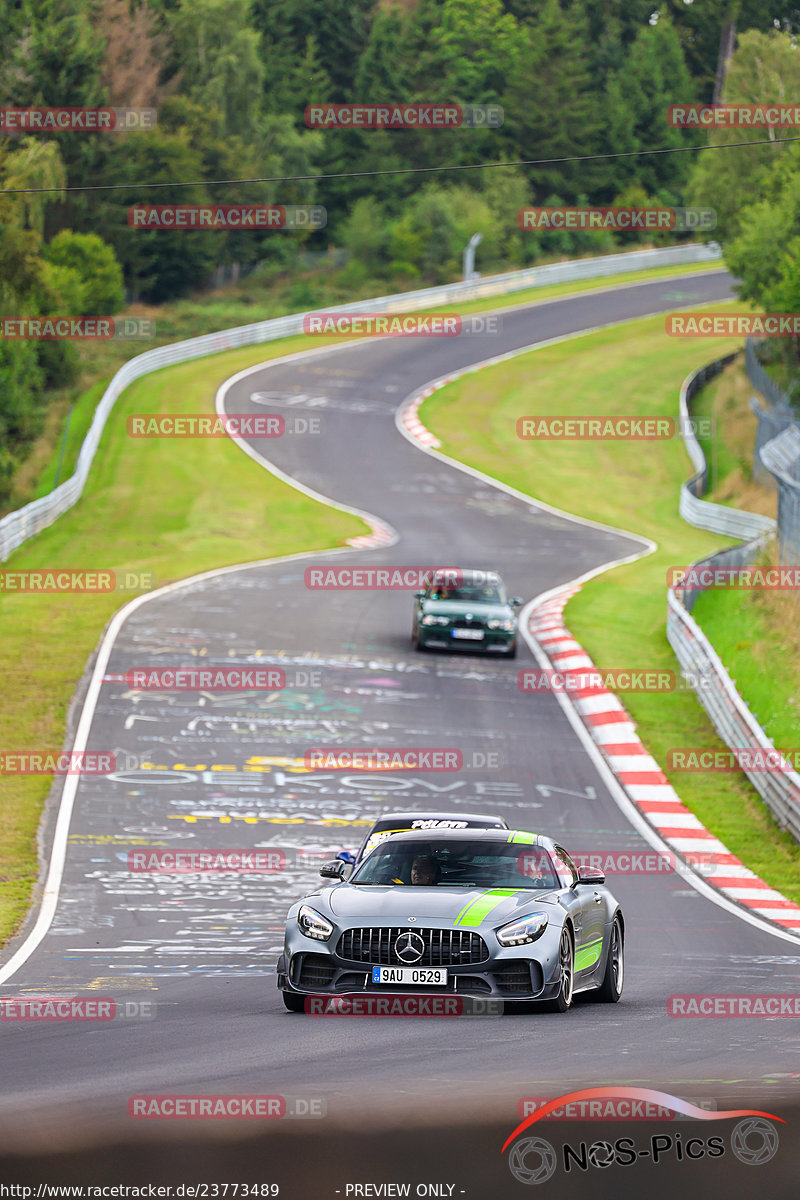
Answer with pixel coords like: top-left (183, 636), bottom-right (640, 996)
top-left (337, 927), bottom-right (488, 966)
top-left (452, 617), bottom-right (485, 629)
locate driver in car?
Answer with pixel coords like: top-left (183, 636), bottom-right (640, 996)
top-left (410, 855), bottom-right (439, 885)
top-left (517, 850), bottom-right (554, 887)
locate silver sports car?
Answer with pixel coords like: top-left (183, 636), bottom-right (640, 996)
top-left (276, 829), bottom-right (624, 1013)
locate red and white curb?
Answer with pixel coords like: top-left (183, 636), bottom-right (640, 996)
top-left (530, 586), bottom-right (800, 931)
top-left (399, 390), bottom-right (444, 448)
top-left (400, 371), bottom-right (800, 932)
top-left (346, 518), bottom-right (396, 550)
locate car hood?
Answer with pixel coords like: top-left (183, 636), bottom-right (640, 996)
top-left (420, 599), bottom-right (513, 619)
top-left (326, 885), bottom-right (560, 924)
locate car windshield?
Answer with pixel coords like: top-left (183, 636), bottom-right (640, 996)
top-left (426, 583), bottom-right (506, 604)
top-left (350, 839), bottom-right (559, 889)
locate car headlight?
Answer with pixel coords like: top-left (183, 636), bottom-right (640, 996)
top-left (487, 618), bottom-right (515, 631)
top-left (297, 905), bottom-right (334, 941)
top-left (496, 913), bottom-right (548, 946)
top-left (421, 614), bottom-right (450, 626)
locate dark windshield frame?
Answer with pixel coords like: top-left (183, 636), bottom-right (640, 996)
top-left (349, 837), bottom-right (559, 889)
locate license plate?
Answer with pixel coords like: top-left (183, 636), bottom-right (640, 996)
top-left (451, 628), bottom-right (484, 640)
top-left (372, 966), bottom-right (448, 986)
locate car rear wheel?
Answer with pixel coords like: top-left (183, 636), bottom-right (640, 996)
top-left (549, 928), bottom-right (574, 1013)
top-left (282, 991), bottom-right (306, 1013)
top-left (595, 916), bottom-right (624, 1003)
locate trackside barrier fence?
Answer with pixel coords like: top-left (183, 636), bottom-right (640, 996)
top-left (0, 243), bottom-right (722, 561)
top-left (668, 356), bottom-right (800, 843)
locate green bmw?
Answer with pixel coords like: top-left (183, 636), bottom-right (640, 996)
top-left (412, 569), bottom-right (522, 657)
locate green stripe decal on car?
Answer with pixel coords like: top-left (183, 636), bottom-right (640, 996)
top-left (506, 832), bottom-right (536, 844)
top-left (574, 937), bottom-right (604, 972)
top-left (454, 889), bottom-right (521, 928)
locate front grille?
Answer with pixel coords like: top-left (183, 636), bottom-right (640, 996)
top-left (338, 927), bottom-right (488, 966)
top-left (296, 955), bottom-right (336, 988)
top-left (452, 617), bottom-right (485, 629)
top-left (494, 962), bottom-right (533, 995)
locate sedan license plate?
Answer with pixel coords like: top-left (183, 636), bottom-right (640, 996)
top-left (372, 966), bottom-right (448, 986)
top-left (451, 628), bottom-right (484, 640)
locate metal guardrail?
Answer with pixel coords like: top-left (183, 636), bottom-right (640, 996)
top-left (667, 587), bottom-right (800, 844)
top-left (0, 242), bottom-right (722, 562)
top-left (760, 424), bottom-right (800, 564)
top-left (669, 354), bottom-right (800, 843)
top-left (745, 338), bottom-right (798, 485)
top-left (678, 352), bottom-right (776, 542)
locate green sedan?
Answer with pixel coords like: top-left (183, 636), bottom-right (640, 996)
top-left (412, 569), bottom-right (522, 657)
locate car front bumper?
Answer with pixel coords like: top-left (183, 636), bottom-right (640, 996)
top-left (277, 927), bottom-right (563, 1003)
top-left (417, 626), bottom-right (516, 652)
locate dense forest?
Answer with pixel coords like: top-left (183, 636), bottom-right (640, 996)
top-left (2, 0), bottom-right (800, 495)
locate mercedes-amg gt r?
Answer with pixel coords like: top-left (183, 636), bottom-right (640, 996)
top-left (277, 829), bottom-right (624, 1013)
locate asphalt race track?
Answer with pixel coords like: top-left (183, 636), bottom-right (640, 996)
top-left (3, 269), bottom-right (798, 1191)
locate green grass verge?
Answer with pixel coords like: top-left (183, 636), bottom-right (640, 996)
top-left (0, 337), bottom-right (367, 944)
top-left (420, 310), bottom-right (800, 903)
top-left (691, 585), bottom-right (800, 750)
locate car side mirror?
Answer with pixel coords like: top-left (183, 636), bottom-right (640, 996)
top-left (319, 859), bottom-right (346, 879)
top-left (511, 597), bottom-right (523, 607)
top-left (414, 590), bottom-right (425, 599)
top-left (577, 866), bottom-right (605, 885)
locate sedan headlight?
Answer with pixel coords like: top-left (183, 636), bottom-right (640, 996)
top-left (421, 614), bottom-right (450, 626)
top-left (487, 618), bottom-right (515, 631)
top-left (496, 913), bottom-right (548, 946)
top-left (297, 905), bottom-right (334, 941)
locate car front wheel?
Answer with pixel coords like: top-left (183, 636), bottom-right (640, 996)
top-left (549, 928), bottom-right (574, 1013)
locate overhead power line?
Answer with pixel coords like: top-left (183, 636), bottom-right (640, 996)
top-left (0, 133), bottom-right (796, 194)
